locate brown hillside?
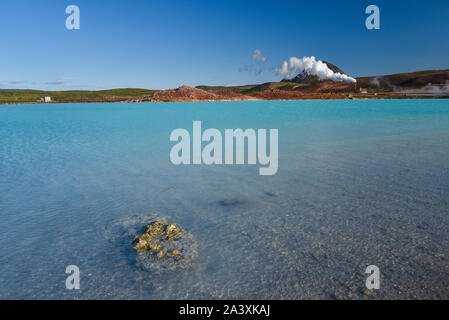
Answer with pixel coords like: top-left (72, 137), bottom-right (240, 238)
top-left (151, 85), bottom-right (256, 102)
top-left (356, 69), bottom-right (449, 91)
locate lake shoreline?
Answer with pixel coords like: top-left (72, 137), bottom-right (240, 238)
top-left (2, 94), bottom-right (449, 106)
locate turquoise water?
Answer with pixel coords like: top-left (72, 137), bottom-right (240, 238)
top-left (0, 100), bottom-right (449, 299)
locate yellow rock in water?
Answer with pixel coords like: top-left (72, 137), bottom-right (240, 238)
top-left (134, 238), bottom-right (148, 250)
top-left (149, 241), bottom-right (162, 251)
top-left (166, 224), bottom-right (183, 240)
top-left (143, 221), bottom-right (168, 237)
top-left (132, 220), bottom-right (185, 258)
top-left (166, 249), bottom-right (180, 257)
top-left (140, 233), bottom-right (152, 242)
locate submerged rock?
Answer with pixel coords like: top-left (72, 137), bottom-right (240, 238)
top-left (265, 191), bottom-right (282, 197)
top-left (104, 214), bottom-right (198, 274)
top-left (218, 199), bottom-right (246, 207)
top-left (166, 223), bottom-right (183, 240)
top-left (157, 250), bottom-right (165, 259)
top-left (132, 220), bottom-right (185, 260)
top-left (142, 220), bottom-right (167, 237)
top-left (362, 288), bottom-right (375, 297)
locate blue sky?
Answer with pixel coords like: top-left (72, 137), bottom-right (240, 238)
top-left (0, 0), bottom-right (448, 90)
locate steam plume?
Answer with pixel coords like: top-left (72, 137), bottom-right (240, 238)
top-left (276, 56), bottom-right (356, 83)
top-left (252, 49), bottom-right (267, 62)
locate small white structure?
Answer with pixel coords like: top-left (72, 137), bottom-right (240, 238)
top-left (41, 96), bottom-right (52, 103)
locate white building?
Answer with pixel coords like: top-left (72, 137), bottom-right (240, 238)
top-left (41, 96), bottom-right (52, 103)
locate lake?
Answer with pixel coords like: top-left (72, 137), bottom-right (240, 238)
top-left (0, 99), bottom-right (448, 299)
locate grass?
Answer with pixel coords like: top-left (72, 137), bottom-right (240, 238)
top-left (0, 88), bottom-right (158, 103)
top-left (197, 82), bottom-right (300, 95)
top-left (240, 82), bottom-right (304, 95)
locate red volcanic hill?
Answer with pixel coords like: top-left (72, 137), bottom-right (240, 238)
top-left (151, 85), bottom-right (258, 102)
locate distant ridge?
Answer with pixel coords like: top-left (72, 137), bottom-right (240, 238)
top-left (357, 69), bottom-right (449, 91)
top-left (1, 68), bottom-right (449, 104)
top-left (198, 68), bottom-right (449, 94)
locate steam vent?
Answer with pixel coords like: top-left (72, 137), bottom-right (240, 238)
top-left (281, 60), bottom-right (350, 83)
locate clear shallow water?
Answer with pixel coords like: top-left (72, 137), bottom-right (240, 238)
top-left (0, 100), bottom-right (448, 299)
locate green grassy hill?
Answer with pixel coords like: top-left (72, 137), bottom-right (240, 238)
top-left (195, 84), bottom-right (258, 93)
top-left (197, 82), bottom-right (300, 94)
top-left (0, 88), bottom-right (158, 103)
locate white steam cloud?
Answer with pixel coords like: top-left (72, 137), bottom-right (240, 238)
top-left (240, 49), bottom-right (268, 74)
top-left (423, 80), bottom-right (449, 94)
top-left (252, 49), bottom-right (267, 62)
top-left (276, 56), bottom-right (356, 83)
